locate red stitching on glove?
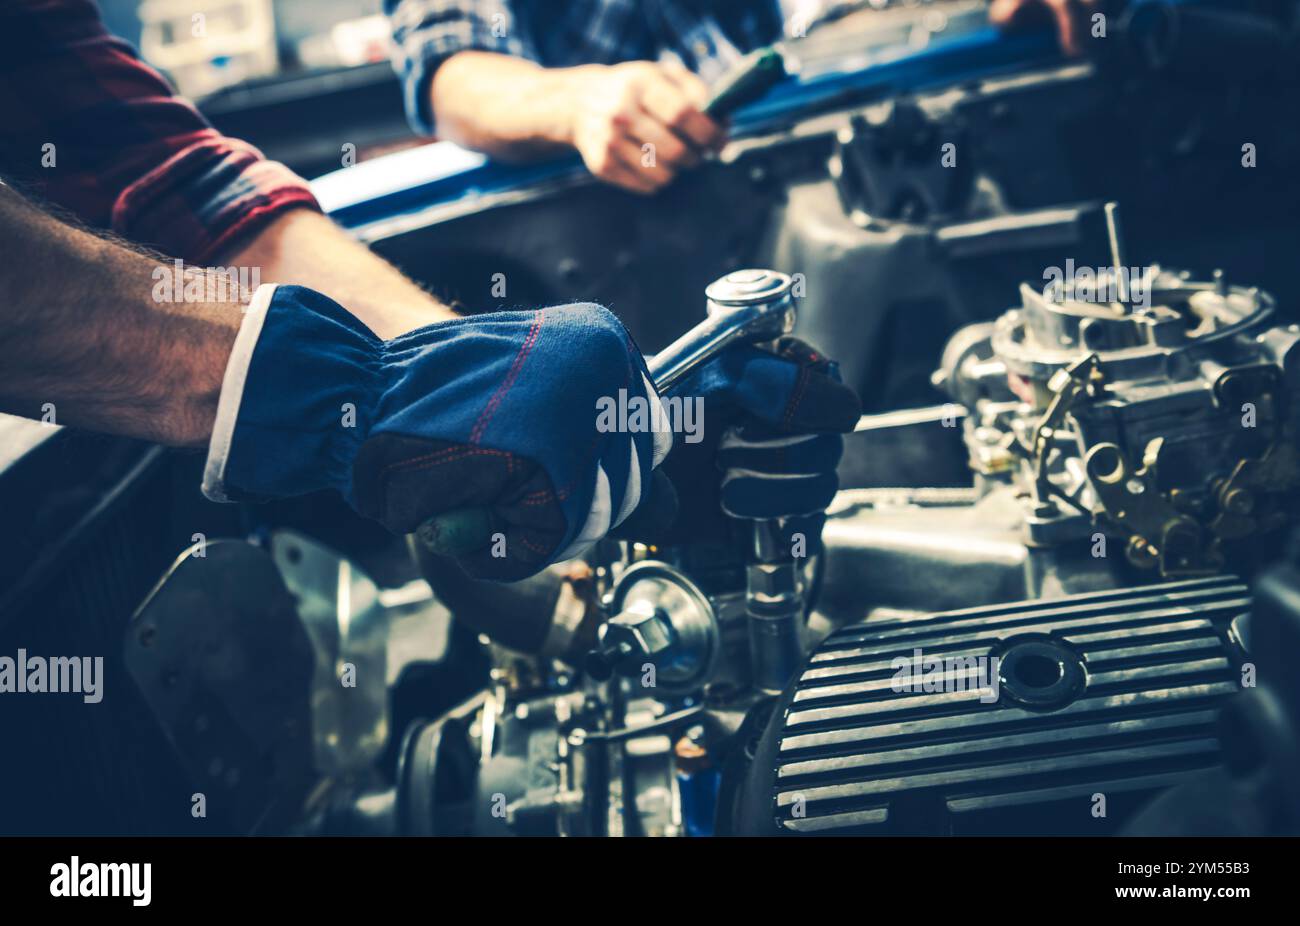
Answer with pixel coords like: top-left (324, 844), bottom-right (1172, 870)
top-left (782, 364), bottom-right (812, 431)
top-left (375, 442), bottom-right (539, 536)
top-left (518, 533), bottom-right (551, 555)
top-left (379, 446), bottom-right (519, 525)
top-left (385, 444), bottom-right (514, 474)
top-left (470, 310), bottom-right (544, 445)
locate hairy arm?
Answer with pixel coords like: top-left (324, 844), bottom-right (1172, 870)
top-left (0, 182), bottom-right (241, 447)
top-left (0, 0), bottom-right (451, 341)
top-left (219, 207), bottom-right (457, 339)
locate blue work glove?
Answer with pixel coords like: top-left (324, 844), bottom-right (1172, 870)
top-left (202, 285), bottom-right (673, 581)
top-left (652, 337), bottom-right (860, 552)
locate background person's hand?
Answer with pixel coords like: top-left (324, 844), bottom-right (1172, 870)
top-left (989, 0), bottom-right (1107, 57)
top-left (569, 61), bottom-right (726, 194)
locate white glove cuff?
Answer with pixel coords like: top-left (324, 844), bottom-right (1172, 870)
top-left (201, 282), bottom-right (279, 503)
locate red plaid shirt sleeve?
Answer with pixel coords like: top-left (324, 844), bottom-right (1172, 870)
top-left (0, 0), bottom-right (320, 263)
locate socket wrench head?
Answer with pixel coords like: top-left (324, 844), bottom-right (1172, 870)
top-left (706, 268), bottom-right (796, 312)
top-left (649, 269), bottom-right (796, 392)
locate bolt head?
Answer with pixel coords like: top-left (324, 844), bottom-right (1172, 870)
top-left (602, 605), bottom-right (673, 657)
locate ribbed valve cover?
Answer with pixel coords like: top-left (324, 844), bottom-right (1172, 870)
top-left (737, 577), bottom-right (1249, 835)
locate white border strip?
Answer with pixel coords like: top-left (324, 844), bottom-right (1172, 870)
top-left (202, 283), bottom-right (279, 502)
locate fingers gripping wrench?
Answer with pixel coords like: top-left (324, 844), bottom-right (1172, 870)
top-left (417, 269), bottom-right (797, 554)
top-left (417, 270), bottom-right (807, 692)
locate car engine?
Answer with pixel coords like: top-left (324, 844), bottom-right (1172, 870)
top-left (4, 0), bottom-right (1300, 842)
top-left (122, 213), bottom-right (1294, 838)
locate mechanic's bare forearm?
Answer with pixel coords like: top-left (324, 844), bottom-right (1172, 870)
top-left (0, 183), bottom-right (241, 447)
top-left (219, 207), bottom-right (457, 337)
top-left (430, 51), bottom-right (589, 159)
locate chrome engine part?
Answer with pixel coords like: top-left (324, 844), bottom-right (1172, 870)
top-left (736, 576), bottom-right (1249, 835)
top-left (588, 560), bottom-right (721, 695)
top-left (945, 265), bottom-right (1300, 576)
top-left (818, 206), bottom-right (1300, 624)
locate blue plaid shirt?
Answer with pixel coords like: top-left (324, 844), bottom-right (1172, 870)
top-left (386, 0), bottom-right (786, 135)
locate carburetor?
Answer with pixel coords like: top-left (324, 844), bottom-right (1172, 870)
top-left (936, 205), bottom-right (1300, 578)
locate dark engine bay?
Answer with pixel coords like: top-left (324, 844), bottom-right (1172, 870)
top-left (2, 0), bottom-right (1300, 839)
